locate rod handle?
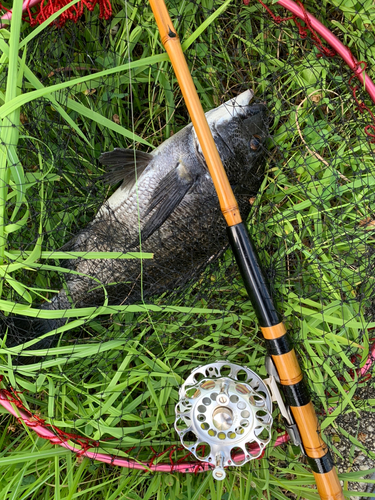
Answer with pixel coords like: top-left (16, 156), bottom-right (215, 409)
top-left (228, 222), bottom-right (344, 500)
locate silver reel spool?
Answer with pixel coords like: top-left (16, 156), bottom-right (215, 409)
top-left (175, 361), bottom-right (273, 480)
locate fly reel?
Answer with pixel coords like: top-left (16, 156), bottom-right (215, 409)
top-left (175, 361), bottom-right (273, 480)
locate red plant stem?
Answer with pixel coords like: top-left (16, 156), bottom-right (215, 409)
top-left (1, 0), bottom-right (112, 27)
top-left (0, 0), bottom-right (41, 22)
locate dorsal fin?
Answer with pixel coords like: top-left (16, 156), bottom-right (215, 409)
top-left (99, 148), bottom-right (153, 188)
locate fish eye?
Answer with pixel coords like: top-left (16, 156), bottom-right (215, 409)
top-left (250, 135), bottom-right (261, 150)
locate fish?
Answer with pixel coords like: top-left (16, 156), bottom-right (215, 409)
top-left (3, 89), bottom-right (268, 354)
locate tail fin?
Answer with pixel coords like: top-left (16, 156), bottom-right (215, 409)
top-left (1, 291), bottom-right (71, 363)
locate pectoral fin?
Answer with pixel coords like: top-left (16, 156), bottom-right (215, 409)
top-left (136, 162), bottom-right (195, 244)
top-left (99, 148), bottom-right (153, 188)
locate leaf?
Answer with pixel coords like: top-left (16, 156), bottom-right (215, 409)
top-left (66, 98), bottom-right (152, 147)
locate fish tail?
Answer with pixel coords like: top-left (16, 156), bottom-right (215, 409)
top-left (1, 291), bottom-right (71, 362)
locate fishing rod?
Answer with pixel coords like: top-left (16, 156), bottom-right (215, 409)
top-left (148, 1), bottom-right (344, 499)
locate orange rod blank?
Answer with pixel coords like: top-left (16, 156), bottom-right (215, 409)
top-left (261, 323), bottom-right (287, 339)
top-left (149, 0), bottom-right (242, 227)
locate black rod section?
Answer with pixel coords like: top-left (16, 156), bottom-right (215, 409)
top-left (227, 222), bottom-right (280, 327)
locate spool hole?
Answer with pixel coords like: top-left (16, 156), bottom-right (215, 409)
top-left (196, 442), bottom-right (211, 459)
top-left (237, 369), bottom-right (248, 381)
top-left (230, 447), bottom-right (245, 465)
top-left (220, 365), bottom-right (232, 377)
top-left (182, 431), bottom-right (198, 447)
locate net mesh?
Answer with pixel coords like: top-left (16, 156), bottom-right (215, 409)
top-left (0, 0), bottom-right (374, 497)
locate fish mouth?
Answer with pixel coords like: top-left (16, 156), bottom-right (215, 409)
top-left (246, 102), bottom-right (267, 115)
top-left (243, 102), bottom-right (269, 128)
top-left (204, 89), bottom-right (255, 128)
top-left (222, 89), bottom-right (254, 108)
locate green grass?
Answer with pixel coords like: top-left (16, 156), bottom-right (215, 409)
top-left (0, 0), bottom-right (374, 498)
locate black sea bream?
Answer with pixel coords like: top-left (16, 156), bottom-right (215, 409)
top-left (5, 90), bottom-right (268, 348)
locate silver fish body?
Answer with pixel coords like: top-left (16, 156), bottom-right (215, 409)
top-left (6, 90), bottom-right (269, 347)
